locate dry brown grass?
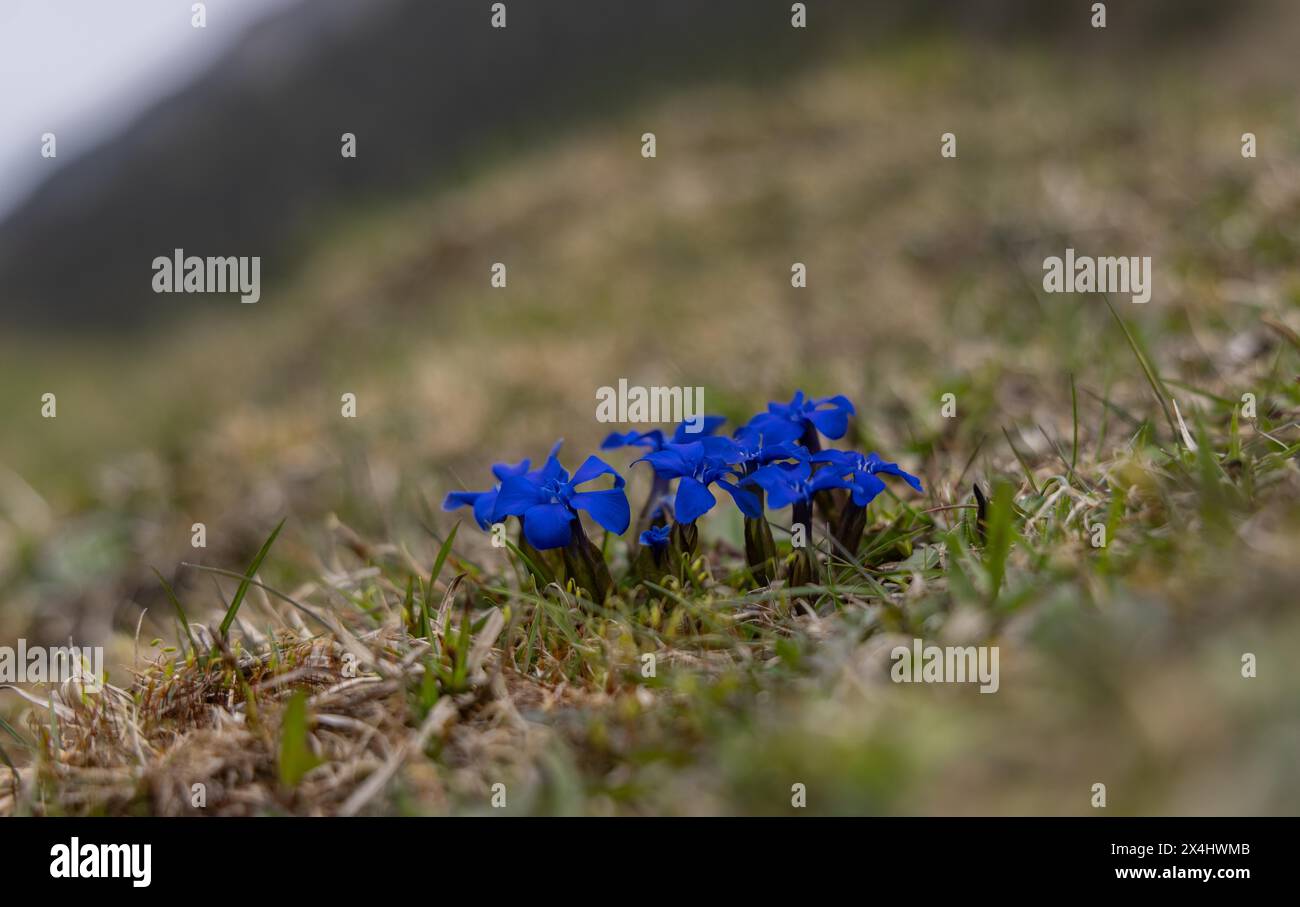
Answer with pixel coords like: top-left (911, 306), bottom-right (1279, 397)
top-left (2, 597), bottom-right (564, 816)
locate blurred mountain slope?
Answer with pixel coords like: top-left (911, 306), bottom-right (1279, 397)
top-left (0, 0), bottom-right (1234, 329)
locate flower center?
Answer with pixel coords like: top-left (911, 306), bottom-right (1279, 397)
top-left (540, 479), bottom-right (568, 504)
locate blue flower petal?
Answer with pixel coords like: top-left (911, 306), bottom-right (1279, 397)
top-left (570, 488), bottom-right (631, 535)
top-left (770, 390), bottom-right (805, 416)
top-left (674, 476), bottom-right (717, 524)
top-left (471, 491), bottom-right (499, 530)
top-left (442, 490), bottom-right (483, 511)
top-left (864, 453), bottom-right (924, 492)
top-left (810, 449), bottom-right (856, 473)
top-left (635, 447), bottom-right (692, 479)
top-left (491, 458), bottom-right (531, 481)
top-left (765, 482), bottom-right (801, 510)
top-left (807, 407), bottom-right (850, 440)
top-left (445, 489), bottom-right (500, 531)
top-left (756, 439), bottom-right (805, 464)
top-left (809, 469), bottom-right (852, 494)
top-left (817, 394), bottom-right (856, 416)
top-left (745, 461), bottom-right (805, 497)
top-left (521, 503), bottom-right (573, 550)
top-left (851, 472), bottom-right (888, 507)
top-left (601, 430), bottom-right (665, 451)
top-left (672, 415), bottom-right (726, 442)
top-left (639, 524), bottom-right (672, 548)
top-left (735, 414), bottom-right (803, 448)
top-left (699, 435), bottom-right (745, 465)
top-left (535, 450), bottom-right (568, 485)
top-left (570, 455), bottom-right (625, 490)
top-left (491, 475), bottom-right (548, 521)
top-left (745, 460), bottom-right (810, 509)
top-left (716, 479), bottom-right (762, 518)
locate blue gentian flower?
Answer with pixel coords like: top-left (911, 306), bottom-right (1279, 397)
top-left (442, 441), bottom-right (563, 529)
top-left (639, 524), bottom-right (672, 550)
top-left (490, 451), bottom-right (630, 550)
top-left (607, 419), bottom-right (728, 539)
top-left (442, 463), bottom-right (525, 530)
top-left (744, 453), bottom-right (851, 587)
top-left (743, 391), bottom-right (856, 445)
top-left (635, 439), bottom-right (761, 523)
top-left (601, 416), bottom-right (727, 452)
top-left (811, 450), bottom-right (923, 506)
top-left (744, 457), bottom-right (853, 510)
top-left (731, 420), bottom-right (806, 474)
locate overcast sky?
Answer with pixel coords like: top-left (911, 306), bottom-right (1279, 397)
top-left (0, 0), bottom-right (298, 218)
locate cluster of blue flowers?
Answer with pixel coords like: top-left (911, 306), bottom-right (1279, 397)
top-left (443, 391), bottom-right (921, 596)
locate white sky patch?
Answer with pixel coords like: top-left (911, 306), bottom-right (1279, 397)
top-left (0, 0), bottom-right (299, 218)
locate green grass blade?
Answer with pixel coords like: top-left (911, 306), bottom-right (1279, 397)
top-left (152, 568), bottom-right (199, 657)
top-left (278, 690), bottom-right (322, 789)
top-left (1001, 426), bottom-right (1039, 495)
top-left (503, 536), bottom-right (555, 589)
top-left (1104, 295), bottom-right (1177, 441)
top-left (1069, 373), bottom-right (1079, 472)
top-left (220, 518), bottom-right (286, 638)
top-left (429, 521), bottom-right (460, 591)
top-left (0, 714), bottom-right (32, 750)
top-left (423, 521), bottom-right (460, 641)
top-left (984, 481), bottom-right (1017, 603)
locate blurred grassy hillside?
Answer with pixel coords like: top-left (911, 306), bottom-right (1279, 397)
top-left (2, 7), bottom-right (1299, 814)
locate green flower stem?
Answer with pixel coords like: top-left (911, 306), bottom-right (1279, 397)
top-left (832, 499), bottom-right (867, 558)
top-left (630, 474), bottom-right (670, 557)
top-left (669, 520), bottom-right (699, 584)
top-left (743, 487), bottom-right (779, 586)
top-left (786, 499), bottom-right (819, 589)
top-left (561, 521), bottom-right (614, 603)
